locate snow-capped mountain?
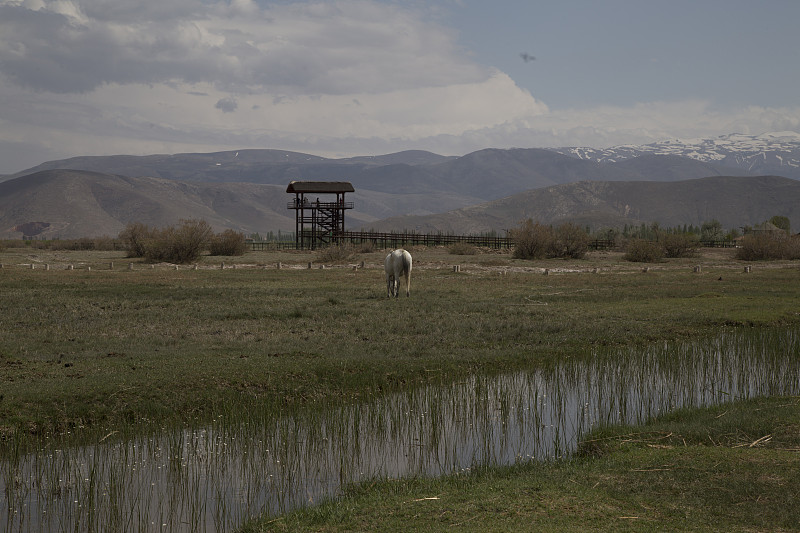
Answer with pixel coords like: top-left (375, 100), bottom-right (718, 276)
top-left (551, 132), bottom-right (800, 179)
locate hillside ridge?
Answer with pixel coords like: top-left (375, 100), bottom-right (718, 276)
top-left (2, 170), bottom-right (797, 239)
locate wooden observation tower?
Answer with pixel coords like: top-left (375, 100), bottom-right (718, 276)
top-left (286, 181), bottom-right (355, 249)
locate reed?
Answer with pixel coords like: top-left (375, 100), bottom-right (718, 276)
top-left (3, 327), bottom-right (799, 531)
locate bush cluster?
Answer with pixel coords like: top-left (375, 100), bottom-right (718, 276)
top-left (357, 241), bottom-right (376, 254)
top-left (511, 220), bottom-right (590, 260)
top-left (209, 229), bottom-right (247, 256)
top-left (315, 244), bottom-right (355, 263)
top-left (623, 233), bottom-right (701, 263)
top-left (660, 233), bottom-right (700, 258)
top-left (119, 219), bottom-right (245, 263)
top-left (448, 242), bottom-right (479, 255)
top-left (735, 234), bottom-right (800, 261)
top-left (552, 223), bottom-right (591, 259)
top-left (146, 220), bottom-right (214, 263)
top-left (0, 237), bottom-right (119, 251)
top-left (118, 223), bottom-right (153, 258)
top-left (623, 238), bottom-right (665, 263)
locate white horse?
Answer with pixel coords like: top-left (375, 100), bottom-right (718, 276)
top-left (384, 249), bottom-right (412, 298)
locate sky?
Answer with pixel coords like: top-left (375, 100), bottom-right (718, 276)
top-left (1, 0), bottom-right (799, 173)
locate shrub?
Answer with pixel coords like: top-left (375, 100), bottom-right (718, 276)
top-left (209, 229), bottom-right (247, 256)
top-left (93, 236), bottom-right (118, 251)
top-left (448, 242), bottom-right (479, 255)
top-left (51, 236), bottom-right (117, 251)
top-left (661, 233), bottom-right (700, 258)
top-left (784, 236), bottom-right (800, 259)
top-left (552, 223), bottom-right (590, 259)
top-left (355, 240), bottom-right (376, 254)
top-left (119, 223), bottom-right (155, 258)
top-left (142, 219), bottom-right (213, 264)
top-left (315, 244), bottom-right (354, 263)
top-left (511, 220), bottom-right (555, 259)
top-left (735, 233), bottom-right (794, 261)
top-left (624, 238), bottom-right (664, 263)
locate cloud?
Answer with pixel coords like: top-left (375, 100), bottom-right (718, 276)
top-left (0, 0), bottom-right (798, 174)
top-left (215, 97), bottom-right (238, 113)
top-left (0, 0), bottom-right (486, 95)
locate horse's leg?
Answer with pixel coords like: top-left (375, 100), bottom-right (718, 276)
top-left (405, 269), bottom-right (411, 297)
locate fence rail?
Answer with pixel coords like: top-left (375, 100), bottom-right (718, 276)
top-left (248, 232), bottom-right (617, 251)
top-left (247, 241), bottom-right (301, 251)
top-left (331, 231), bottom-right (515, 249)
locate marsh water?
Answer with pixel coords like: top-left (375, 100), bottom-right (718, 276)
top-left (3, 327), bottom-right (799, 531)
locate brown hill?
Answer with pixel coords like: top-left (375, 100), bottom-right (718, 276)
top-left (2, 169), bottom-right (797, 240)
top-left (0, 170), bottom-right (294, 239)
top-left (0, 169), bottom-right (485, 239)
top-left (366, 175), bottom-right (800, 234)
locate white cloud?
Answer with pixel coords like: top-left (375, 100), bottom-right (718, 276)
top-left (0, 0), bottom-right (798, 174)
top-left (0, 0), bottom-right (486, 94)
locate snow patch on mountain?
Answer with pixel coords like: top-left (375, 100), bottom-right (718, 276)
top-left (550, 132), bottom-right (800, 179)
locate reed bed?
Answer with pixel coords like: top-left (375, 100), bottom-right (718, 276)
top-left (3, 327), bottom-right (799, 532)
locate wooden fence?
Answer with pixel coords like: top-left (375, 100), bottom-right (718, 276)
top-left (247, 233), bottom-right (739, 252)
top-left (331, 231), bottom-right (515, 249)
top-left (248, 232), bottom-right (615, 251)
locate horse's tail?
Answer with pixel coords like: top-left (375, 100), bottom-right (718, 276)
top-left (402, 252), bottom-right (411, 275)
top-left (402, 251), bottom-right (412, 296)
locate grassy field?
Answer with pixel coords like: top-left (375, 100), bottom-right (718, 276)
top-left (1, 244), bottom-right (799, 530)
top-left (1, 245), bottom-right (798, 437)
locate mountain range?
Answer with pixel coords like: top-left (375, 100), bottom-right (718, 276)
top-left (550, 132), bottom-right (800, 180)
top-left (369, 175), bottom-right (800, 235)
top-left (1, 132), bottom-right (799, 239)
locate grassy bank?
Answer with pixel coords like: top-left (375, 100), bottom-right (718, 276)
top-left (1, 246), bottom-right (799, 438)
top-left (240, 396), bottom-right (800, 532)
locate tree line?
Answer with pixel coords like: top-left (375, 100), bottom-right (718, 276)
top-left (510, 216), bottom-right (799, 262)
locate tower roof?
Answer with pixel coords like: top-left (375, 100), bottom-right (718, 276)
top-left (286, 181), bottom-right (354, 193)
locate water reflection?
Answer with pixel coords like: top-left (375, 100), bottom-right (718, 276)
top-left (3, 327), bottom-right (799, 531)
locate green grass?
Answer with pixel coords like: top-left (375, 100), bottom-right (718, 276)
top-left (239, 396), bottom-right (800, 532)
top-left (1, 247), bottom-right (799, 438)
top-left (2, 246), bottom-right (800, 530)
